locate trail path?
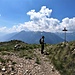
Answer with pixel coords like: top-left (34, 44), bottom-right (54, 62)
top-left (33, 48), bottom-right (60, 75)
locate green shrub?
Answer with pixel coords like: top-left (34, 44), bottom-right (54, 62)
top-left (35, 57), bottom-right (41, 64)
top-left (12, 61), bottom-right (17, 65)
top-left (0, 57), bottom-right (6, 63)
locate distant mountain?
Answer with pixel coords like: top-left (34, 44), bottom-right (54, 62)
top-left (4, 31), bottom-right (64, 44)
top-left (0, 32), bottom-right (7, 41)
top-left (56, 32), bottom-right (75, 42)
top-left (0, 32), bottom-right (17, 42)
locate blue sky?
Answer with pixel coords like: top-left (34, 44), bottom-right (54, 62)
top-left (0, 0), bottom-right (75, 33)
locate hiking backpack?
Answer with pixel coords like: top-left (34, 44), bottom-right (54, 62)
top-left (39, 38), bottom-right (43, 44)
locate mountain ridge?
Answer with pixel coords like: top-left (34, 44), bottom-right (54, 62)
top-left (6, 31), bottom-right (64, 44)
top-left (1, 31), bottom-right (75, 44)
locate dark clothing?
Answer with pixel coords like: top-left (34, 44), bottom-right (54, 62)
top-left (40, 37), bottom-right (45, 54)
top-left (41, 44), bottom-right (44, 54)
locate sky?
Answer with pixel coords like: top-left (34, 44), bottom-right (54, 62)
top-left (0, 0), bottom-right (75, 33)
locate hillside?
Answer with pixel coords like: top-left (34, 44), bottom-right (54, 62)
top-left (0, 40), bottom-right (60, 75)
top-left (0, 40), bottom-right (75, 75)
top-left (46, 41), bottom-right (75, 75)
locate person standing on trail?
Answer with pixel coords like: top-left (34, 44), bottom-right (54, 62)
top-left (39, 36), bottom-right (45, 54)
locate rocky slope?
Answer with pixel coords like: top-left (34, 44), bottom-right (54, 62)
top-left (1, 40), bottom-right (75, 75)
top-left (0, 40), bottom-right (60, 75)
top-left (0, 49), bottom-right (60, 75)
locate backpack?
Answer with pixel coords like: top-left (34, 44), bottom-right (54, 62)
top-left (39, 38), bottom-right (43, 44)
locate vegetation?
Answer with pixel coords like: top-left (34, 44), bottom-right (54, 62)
top-left (0, 57), bottom-right (6, 63)
top-left (0, 40), bottom-right (40, 59)
top-left (46, 41), bottom-right (75, 75)
top-left (35, 56), bottom-right (41, 64)
top-left (1, 40), bottom-right (75, 75)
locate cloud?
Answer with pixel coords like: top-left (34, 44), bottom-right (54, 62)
top-left (60, 17), bottom-right (75, 31)
top-left (0, 27), bottom-right (7, 32)
top-left (27, 6), bottom-right (52, 21)
top-left (0, 6), bottom-right (75, 33)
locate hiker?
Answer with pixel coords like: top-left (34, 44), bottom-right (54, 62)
top-left (39, 36), bottom-right (45, 54)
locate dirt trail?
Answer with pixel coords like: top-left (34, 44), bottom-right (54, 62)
top-left (33, 48), bottom-right (60, 75)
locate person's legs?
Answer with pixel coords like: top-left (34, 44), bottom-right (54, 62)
top-left (41, 44), bottom-right (44, 54)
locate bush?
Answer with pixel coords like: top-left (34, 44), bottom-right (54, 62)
top-left (0, 57), bottom-right (6, 63)
top-left (35, 57), bottom-right (41, 64)
top-left (12, 61), bottom-right (17, 65)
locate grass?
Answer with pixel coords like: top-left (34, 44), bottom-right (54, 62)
top-left (46, 41), bottom-right (75, 75)
top-left (0, 57), bottom-right (6, 63)
top-left (18, 49), bottom-right (34, 59)
top-left (1, 40), bottom-right (75, 75)
top-left (12, 61), bottom-right (17, 65)
top-left (0, 40), bottom-right (40, 60)
top-left (35, 57), bottom-right (41, 64)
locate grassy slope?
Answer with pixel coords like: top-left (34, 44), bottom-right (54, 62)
top-left (46, 41), bottom-right (75, 75)
top-left (0, 40), bottom-right (40, 60)
top-left (0, 40), bottom-right (75, 75)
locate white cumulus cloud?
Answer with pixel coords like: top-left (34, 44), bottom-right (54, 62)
top-left (0, 6), bottom-right (75, 33)
top-left (59, 17), bottom-right (75, 32)
top-left (27, 6), bottom-right (52, 21)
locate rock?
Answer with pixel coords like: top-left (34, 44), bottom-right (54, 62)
top-left (52, 68), bottom-right (55, 72)
top-left (2, 67), bottom-right (6, 72)
top-left (61, 45), bottom-right (64, 47)
top-left (8, 64), bottom-right (12, 68)
top-left (51, 67), bottom-right (55, 72)
top-left (24, 70), bottom-right (28, 75)
top-left (11, 71), bottom-right (14, 75)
